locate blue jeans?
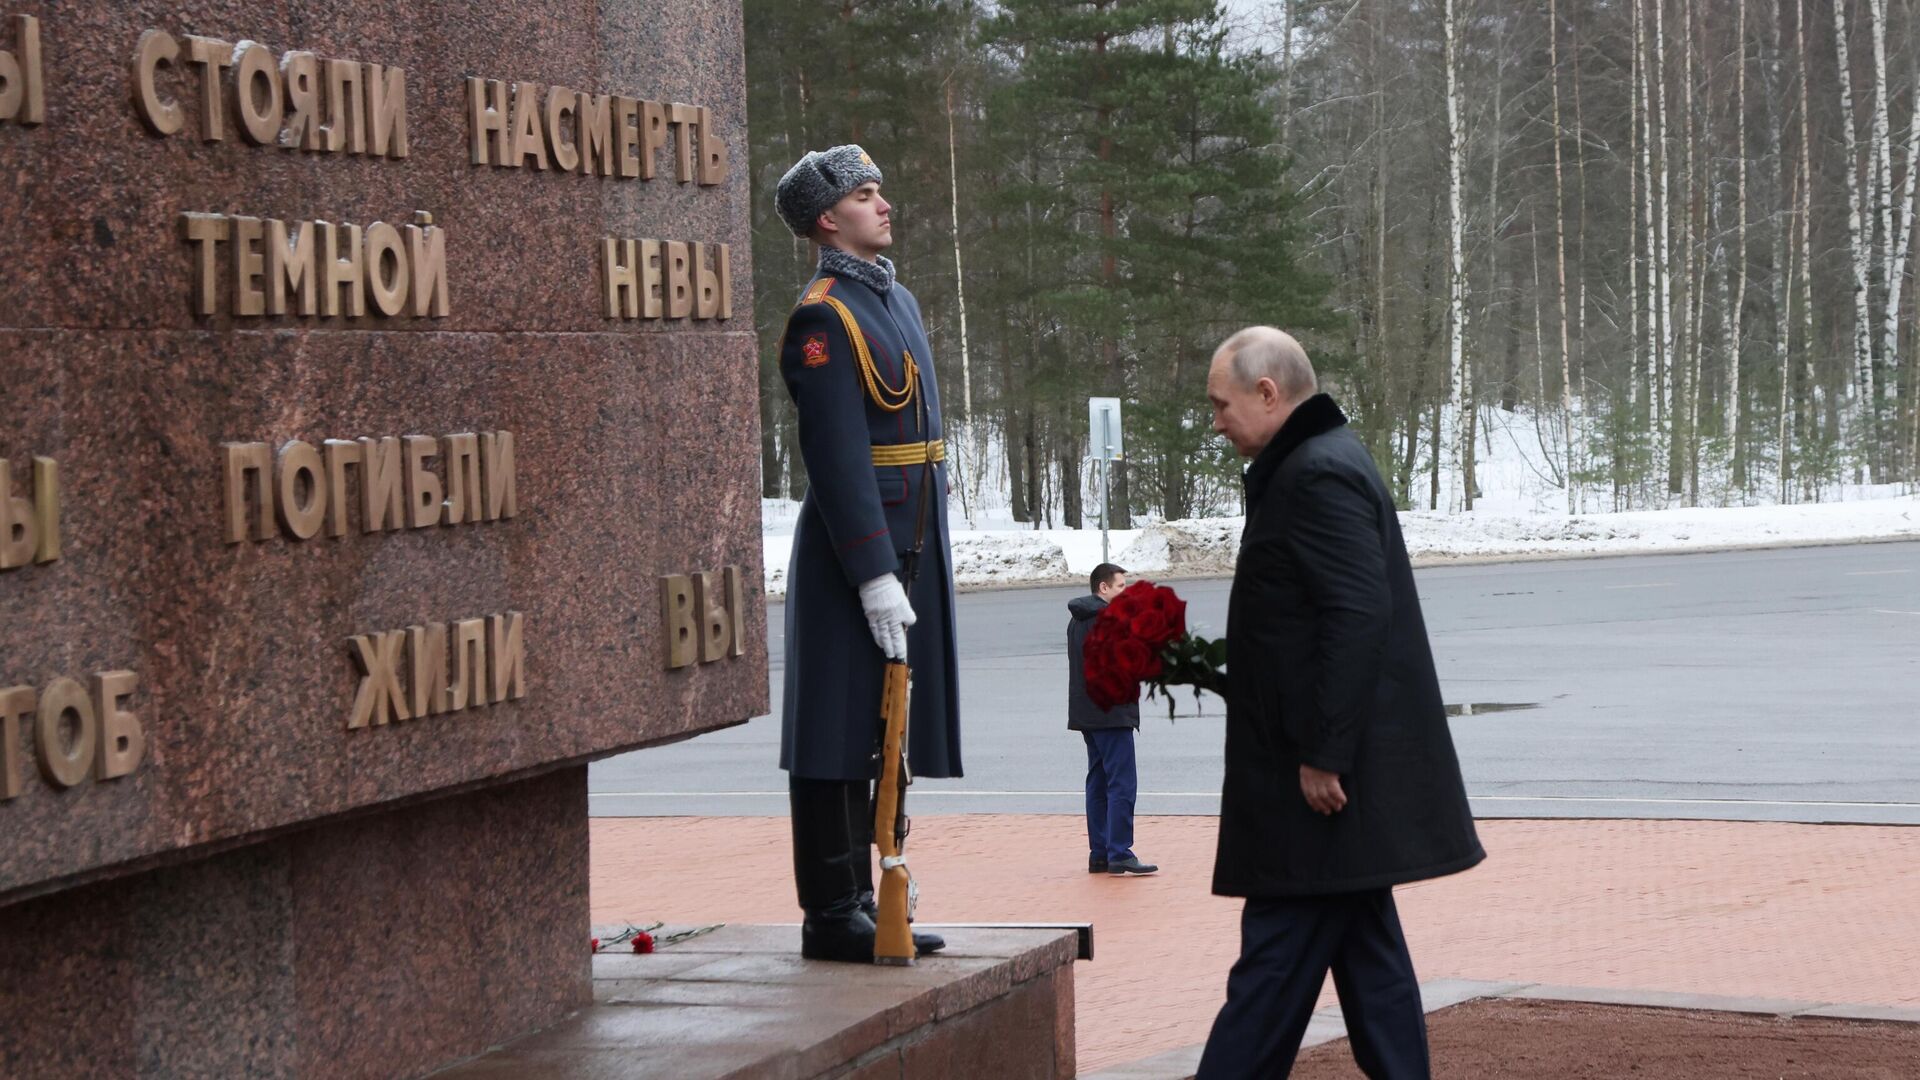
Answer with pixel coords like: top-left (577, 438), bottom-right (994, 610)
top-left (1083, 728), bottom-right (1137, 862)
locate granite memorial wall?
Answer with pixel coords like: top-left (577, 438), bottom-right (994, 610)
top-left (0, 2), bottom-right (763, 1074)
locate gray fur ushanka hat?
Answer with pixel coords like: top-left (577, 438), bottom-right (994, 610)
top-left (774, 145), bottom-right (884, 237)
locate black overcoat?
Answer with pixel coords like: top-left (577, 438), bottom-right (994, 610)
top-left (1212, 394), bottom-right (1484, 897)
top-left (775, 265), bottom-right (962, 781)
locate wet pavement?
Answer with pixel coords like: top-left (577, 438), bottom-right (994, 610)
top-left (590, 814), bottom-right (1920, 1075)
top-left (593, 542), bottom-right (1920, 824)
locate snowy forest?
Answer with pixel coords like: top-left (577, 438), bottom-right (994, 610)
top-left (746, 0), bottom-right (1920, 525)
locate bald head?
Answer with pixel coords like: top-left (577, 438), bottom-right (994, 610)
top-left (1207, 327), bottom-right (1318, 457)
top-left (1216, 326), bottom-right (1316, 402)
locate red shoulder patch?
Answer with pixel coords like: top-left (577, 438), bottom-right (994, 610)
top-left (803, 333), bottom-right (830, 367)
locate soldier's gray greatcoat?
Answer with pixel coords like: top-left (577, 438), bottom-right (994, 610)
top-left (776, 261), bottom-right (962, 782)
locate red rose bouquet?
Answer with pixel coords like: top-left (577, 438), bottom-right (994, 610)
top-left (1082, 581), bottom-right (1227, 717)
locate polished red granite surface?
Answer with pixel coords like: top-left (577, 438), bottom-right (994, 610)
top-left (0, 769), bottom-right (592, 1079)
top-left (0, 0), bottom-right (763, 903)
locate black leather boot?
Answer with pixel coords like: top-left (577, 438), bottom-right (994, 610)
top-left (848, 782), bottom-right (946, 956)
top-left (792, 777), bottom-right (877, 963)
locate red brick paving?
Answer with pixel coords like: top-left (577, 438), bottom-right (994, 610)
top-left (590, 816), bottom-right (1920, 1074)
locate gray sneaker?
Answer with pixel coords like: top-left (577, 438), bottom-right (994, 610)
top-left (1107, 857), bottom-right (1159, 876)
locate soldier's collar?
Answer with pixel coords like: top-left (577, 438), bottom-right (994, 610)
top-left (818, 245), bottom-right (896, 295)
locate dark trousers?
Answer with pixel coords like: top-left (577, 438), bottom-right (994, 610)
top-left (788, 777), bottom-right (873, 913)
top-left (1196, 889), bottom-right (1429, 1080)
top-left (1082, 728), bottom-right (1137, 862)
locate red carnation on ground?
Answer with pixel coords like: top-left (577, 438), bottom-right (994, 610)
top-left (633, 931), bottom-right (655, 954)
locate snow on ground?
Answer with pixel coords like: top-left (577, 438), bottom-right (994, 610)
top-left (760, 494), bottom-right (1920, 595)
top-left (760, 409), bottom-right (1919, 595)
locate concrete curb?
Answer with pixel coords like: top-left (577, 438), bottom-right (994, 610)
top-left (1082, 980), bottom-right (1920, 1080)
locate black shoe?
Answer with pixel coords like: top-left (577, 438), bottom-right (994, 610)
top-left (857, 891), bottom-right (946, 955)
top-left (1107, 857), bottom-right (1159, 876)
top-left (1089, 857), bottom-right (1109, 874)
top-left (801, 904), bottom-right (878, 963)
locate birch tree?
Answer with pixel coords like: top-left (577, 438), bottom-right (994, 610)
top-left (1446, 0), bottom-right (1472, 509)
top-left (1549, 0), bottom-right (1578, 511)
top-left (1729, 0), bottom-right (1749, 491)
top-left (1834, 0), bottom-right (1878, 438)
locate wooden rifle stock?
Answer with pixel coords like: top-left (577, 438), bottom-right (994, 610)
top-left (872, 660), bottom-right (915, 965)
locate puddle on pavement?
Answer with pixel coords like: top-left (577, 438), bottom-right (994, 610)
top-left (1445, 702), bottom-right (1540, 717)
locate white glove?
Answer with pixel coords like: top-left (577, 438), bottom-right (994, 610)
top-left (858, 574), bottom-right (916, 661)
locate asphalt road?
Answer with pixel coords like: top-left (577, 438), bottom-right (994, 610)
top-left (590, 541), bottom-right (1920, 824)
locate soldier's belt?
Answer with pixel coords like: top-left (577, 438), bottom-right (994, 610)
top-left (870, 440), bottom-right (946, 467)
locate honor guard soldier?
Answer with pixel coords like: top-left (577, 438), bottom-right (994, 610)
top-left (773, 146), bottom-right (961, 962)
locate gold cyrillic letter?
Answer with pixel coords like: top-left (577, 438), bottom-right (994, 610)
top-left (546, 85), bottom-right (579, 172)
top-left (579, 91), bottom-right (614, 176)
top-left (91, 671), bottom-right (144, 781)
top-left (366, 63), bottom-right (407, 158)
top-left (186, 36), bottom-right (233, 141)
top-left (267, 218), bottom-right (316, 316)
top-left (0, 15), bottom-right (44, 126)
top-left (467, 76), bottom-right (509, 165)
top-left (640, 100), bottom-right (668, 180)
top-left (693, 242), bottom-right (720, 320)
top-left (404, 218), bottom-right (449, 317)
top-left (639, 238), bottom-right (664, 318)
top-left (232, 215), bottom-right (267, 316)
top-left (233, 41), bottom-right (281, 145)
top-left (133, 30), bottom-right (184, 135)
top-left (726, 565), bottom-right (747, 656)
top-left (481, 431), bottom-right (517, 520)
top-left (34, 677), bottom-right (96, 789)
top-left (614, 95), bottom-right (640, 178)
top-left (181, 212), bottom-right (229, 316)
top-left (449, 618), bottom-right (488, 711)
top-left (31, 457), bottom-right (57, 563)
top-left (348, 631), bottom-right (410, 728)
top-left (669, 102), bottom-right (698, 183)
top-left (324, 58), bottom-right (365, 154)
top-left (442, 432), bottom-right (481, 525)
top-left (0, 685), bottom-right (31, 800)
top-left (358, 435), bottom-right (404, 532)
top-left (280, 51), bottom-right (323, 150)
top-left (662, 575), bottom-right (696, 669)
top-left (404, 434), bottom-right (441, 528)
top-left (697, 106), bottom-right (727, 185)
top-left (364, 220), bottom-right (408, 317)
top-left (488, 613), bottom-right (527, 702)
top-left (407, 623), bottom-right (448, 718)
top-left (0, 458), bottom-right (37, 569)
top-left (694, 571), bottom-right (729, 663)
top-left (222, 441), bottom-right (273, 543)
top-left (275, 439), bottom-right (327, 540)
top-left (319, 220), bottom-right (365, 318)
top-left (510, 80), bottom-right (548, 169)
top-left (602, 238), bottom-right (638, 319)
top-left (665, 240), bottom-right (692, 319)
top-left (322, 439), bottom-right (360, 537)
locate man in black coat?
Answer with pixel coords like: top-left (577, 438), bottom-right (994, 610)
top-left (1067, 563), bottom-right (1157, 877)
top-left (1196, 327), bottom-right (1484, 1079)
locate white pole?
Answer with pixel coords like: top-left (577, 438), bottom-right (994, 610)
top-left (1100, 458), bottom-right (1110, 564)
top-left (1099, 411), bottom-right (1113, 563)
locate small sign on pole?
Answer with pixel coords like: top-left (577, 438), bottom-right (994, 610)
top-left (1087, 398), bottom-right (1122, 563)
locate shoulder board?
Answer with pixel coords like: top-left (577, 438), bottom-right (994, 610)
top-left (799, 278), bottom-right (834, 305)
